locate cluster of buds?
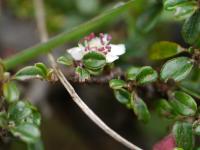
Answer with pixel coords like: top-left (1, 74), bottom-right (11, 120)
top-left (67, 33), bottom-right (126, 63)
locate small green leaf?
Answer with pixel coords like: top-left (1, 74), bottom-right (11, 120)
top-left (160, 57), bottom-right (193, 82)
top-left (83, 51), bottom-right (106, 70)
top-left (157, 99), bottom-right (177, 118)
top-left (0, 112), bottom-right (7, 128)
top-left (126, 66), bottom-right (140, 81)
top-left (182, 9), bottom-right (200, 47)
top-left (178, 67), bottom-right (200, 99)
top-left (136, 66), bottom-right (158, 85)
top-left (75, 66), bottom-right (90, 82)
top-left (170, 91), bottom-right (197, 116)
top-left (179, 80), bottom-right (200, 99)
top-left (149, 41), bottom-right (185, 60)
top-left (175, 2), bottom-right (197, 19)
top-left (114, 88), bottom-right (131, 105)
top-left (136, 3), bottom-right (162, 33)
top-left (86, 67), bottom-right (103, 76)
top-left (109, 79), bottom-right (126, 89)
top-left (172, 121), bottom-right (194, 150)
top-left (3, 81), bottom-right (20, 103)
top-left (132, 93), bottom-right (150, 123)
top-left (57, 54), bottom-right (73, 66)
top-left (10, 123), bottom-right (40, 143)
top-left (8, 101), bottom-right (32, 125)
top-left (15, 66), bottom-right (45, 81)
top-left (164, 0), bottom-right (197, 19)
top-left (46, 69), bottom-right (58, 82)
top-left (34, 63), bottom-right (49, 77)
top-left (25, 110), bottom-right (41, 127)
top-left (163, 0), bottom-right (189, 10)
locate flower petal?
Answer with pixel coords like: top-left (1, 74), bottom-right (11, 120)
top-left (67, 47), bottom-right (85, 61)
top-left (88, 37), bottom-right (102, 48)
top-left (110, 44), bottom-right (126, 56)
top-left (78, 43), bottom-right (85, 51)
top-left (106, 52), bottom-right (119, 63)
top-left (102, 34), bottom-right (111, 45)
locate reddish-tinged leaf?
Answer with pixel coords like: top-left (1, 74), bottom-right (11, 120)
top-left (153, 134), bottom-right (176, 150)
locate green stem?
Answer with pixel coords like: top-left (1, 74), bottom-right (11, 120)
top-left (3, 0), bottom-right (134, 70)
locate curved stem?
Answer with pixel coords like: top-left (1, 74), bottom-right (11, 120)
top-left (33, 0), bottom-right (142, 149)
top-left (49, 54), bottom-right (142, 150)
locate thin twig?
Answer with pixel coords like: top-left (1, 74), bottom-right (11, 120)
top-left (66, 67), bottom-right (124, 84)
top-left (33, 0), bottom-right (142, 149)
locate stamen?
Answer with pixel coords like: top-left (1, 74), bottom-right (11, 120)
top-left (98, 47), bottom-right (105, 51)
top-left (107, 34), bottom-right (112, 41)
top-left (84, 36), bottom-right (89, 41)
top-left (83, 32), bottom-right (96, 42)
top-left (103, 51), bottom-right (107, 55)
top-left (99, 33), bottom-right (104, 38)
top-left (88, 32), bottom-right (95, 40)
top-left (99, 33), bottom-right (105, 45)
top-left (105, 45), bottom-right (111, 52)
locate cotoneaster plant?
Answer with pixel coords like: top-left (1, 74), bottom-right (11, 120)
top-left (2, 0), bottom-right (200, 150)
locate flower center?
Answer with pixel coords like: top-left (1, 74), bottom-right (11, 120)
top-left (80, 33), bottom-right (112, 55)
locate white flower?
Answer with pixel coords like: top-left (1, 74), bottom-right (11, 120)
top-left (67, 33), bottom-right (126, 63)
top-left (88, 37), bottom-right (102, 48)
top-left (68, 47), bottom-right (85, 61)
top-left (106, 44), bottom-right (125, 63)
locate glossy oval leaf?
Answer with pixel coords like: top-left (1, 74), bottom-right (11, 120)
top-left (172, 121), bottom-right (194, 150)
top-left (14, 66), bottom-right (45, 81)
top-left (149, 41), bottom-right (185, 60)
top-left (170, 91), bottom-right (197, 116)
top-left (8, 101), bottom-right (32, 124)
top-left (114, 88), bottom-right (131, 105)
top-left (136, 66), bottom-right (158, 85)
top-left (160, 57), bottom-right (193, 82)
top-left (157, 99), bottom-right (177, 118)
top-left (126, 66), bottom-right (140, 81)
top-left (163, 0), bottom-right (189, 10)
top-left (179, 80), bottom-right (200, 99)
top-left (34, 63), bottom-right (49, 76)
top-left (83, 51), bottom-right (106, 70)
top-left (57, 54), bottom-right (73, 66)
top-left (164, 0), bottom-right (197, 19)
top-left (25, 111), bottom-right (41, 127)
top-left (174, 2), bottom-right (197, 19)
top-left (132, 94), bottom-right (150, 123)
top-left (109, 79), bottom-right (126, 89)
top-left (10, 123), bottom-right (40, 143)
top-left (182, 9), bottom-right (200, 47)
top-left (3, 81), bottom-right (20, 103)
